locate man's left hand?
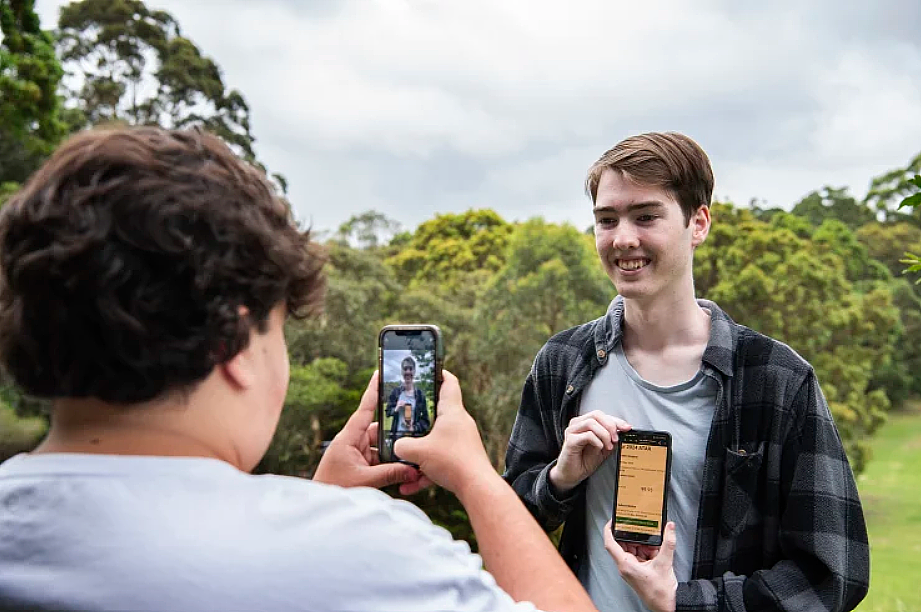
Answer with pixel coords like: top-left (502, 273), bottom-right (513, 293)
top-left (314, 371), bottom-right (432, 495)
top-left (604, 520), bottom-right (678, 612)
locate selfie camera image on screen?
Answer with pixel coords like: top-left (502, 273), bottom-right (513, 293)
top-left (612, 430), bottom-right (672, 545)
top-left (378, 327), bottom-right (438, 464)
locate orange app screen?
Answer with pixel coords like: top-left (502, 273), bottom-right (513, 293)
top-left (615, 443), bottom-right (668, 535)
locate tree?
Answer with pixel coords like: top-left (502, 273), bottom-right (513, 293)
top-left (255, 358), bottom-right (352, 477)
top-left (864, 152), bottom-right (921, 225)
top-left (334, 210), bottom-right (402, 250)
top-left (791, 186), bottom-right (876, 231)
top-left (472, 219), bottom-right (612, 468)
top-left (0, 0), bottom-right (68, 184)
top-left (55, 0), bottom-right (276, 182)
top-left (897, 175), bottom-right (921, 281)
top-left (386, 209), bottom-right (513, 292)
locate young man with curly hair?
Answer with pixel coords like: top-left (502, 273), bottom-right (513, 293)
top-left (504, 132), bottom-right (870, 612)
top-left (0, 127), bottom-right (597, 612)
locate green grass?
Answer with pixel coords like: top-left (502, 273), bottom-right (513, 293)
top-left (856, 401), bottom-right (921, 612)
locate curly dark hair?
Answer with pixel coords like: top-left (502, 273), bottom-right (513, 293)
top-left (0, 126), bottom-right (326, 403)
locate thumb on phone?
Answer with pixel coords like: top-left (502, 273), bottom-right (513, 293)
top-left (654, 522), bottom-right (677, 568)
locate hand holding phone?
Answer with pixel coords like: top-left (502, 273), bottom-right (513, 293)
top-left (549, 410), bottom-right (631, 494)
top-left (392, 370), bottom-right (495, 497)
top-left (611, 429), bottom-right (672, 546)
top-left (312, 371), bottom-right (426, 493)
top-left (378, 325), bottom-right (442, 464)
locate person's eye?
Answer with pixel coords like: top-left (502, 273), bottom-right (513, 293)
top-left (596, 217), bottom-right (616, 227)
top-left (637, 214), bottom-right (658, 223)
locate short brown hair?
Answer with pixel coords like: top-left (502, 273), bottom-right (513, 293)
top-left (585, 132), bottom-right (714, 225)
top-left (0, 126), bottom-right (326, 403)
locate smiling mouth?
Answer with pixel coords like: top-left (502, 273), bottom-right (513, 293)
top-left (616, 258), bottom-right (650, 271)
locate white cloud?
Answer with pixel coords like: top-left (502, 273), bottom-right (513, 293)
top-left (35, 0), bottom-right (921, 229)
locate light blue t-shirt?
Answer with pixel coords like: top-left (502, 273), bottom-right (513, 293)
top-left (0, 453), bottom-right (538, 612)
top-left (579, 343), bottom-right (717, 612)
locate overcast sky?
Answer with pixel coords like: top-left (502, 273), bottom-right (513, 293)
top-left (36, 0), bottom-right (921, 234)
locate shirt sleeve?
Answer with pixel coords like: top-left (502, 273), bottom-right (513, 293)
top-left (503, 358), bottom-right (583, 532)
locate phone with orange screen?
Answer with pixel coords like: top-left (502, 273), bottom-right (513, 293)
top-left (611, 429), bottom-right (672, 546)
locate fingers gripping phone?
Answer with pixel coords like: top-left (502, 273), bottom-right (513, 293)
top-left (377, 325), bottom-right (442, 463)
top-left (611, 429), bottom-right (672, 546)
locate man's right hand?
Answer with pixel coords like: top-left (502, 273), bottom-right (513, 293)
top-left (548, 410), bottom-right (631, 494)
top-left (393, 371), bottom-right (495, 497)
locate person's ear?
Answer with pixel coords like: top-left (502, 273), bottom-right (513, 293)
top-left (220, 344), bottom-right (257, 390)
top-left (690, 205), bottom-right (711, 248)
top-left (219, 306), bottom-right (257, 391)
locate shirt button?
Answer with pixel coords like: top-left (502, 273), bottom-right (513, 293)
top-left (566, 385), bottom-right (574, 394)
top-left (597, 349), bottom-right (606, 359)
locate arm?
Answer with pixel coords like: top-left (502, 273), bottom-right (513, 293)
top-left (396, 372), bottom-right (598, 612)
top-left (504, 365), bottom-right (627, 532)
top-left (503, 369), bottom-right (578, 532)
top-left (609, 372), bottom-right (870, 612)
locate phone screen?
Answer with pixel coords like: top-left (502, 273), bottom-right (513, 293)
top-left (613, 430), bottom-right (671, 544)
top-left (379, 328), bottom-right (437, 463)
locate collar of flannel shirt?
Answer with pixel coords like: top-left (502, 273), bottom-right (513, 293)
top-left (592, 295), bottom-right (738, 379)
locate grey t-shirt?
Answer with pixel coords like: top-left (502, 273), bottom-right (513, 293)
top-left (0, 453), bottom-right (538, 612)
top-left (579, 343), bottom-right (717, 612)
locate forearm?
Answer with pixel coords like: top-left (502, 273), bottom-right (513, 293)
top-left (458, 471), bottom-right (597, 612)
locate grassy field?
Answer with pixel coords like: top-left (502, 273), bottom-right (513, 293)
top-left (856, 401), bottom-right (921, 612)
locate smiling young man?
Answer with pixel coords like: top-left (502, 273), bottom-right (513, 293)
top-left (504, 132), bottom-right (870, 612)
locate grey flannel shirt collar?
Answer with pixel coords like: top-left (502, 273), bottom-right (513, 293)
top-left (592, 295), bottom-right (737, 378)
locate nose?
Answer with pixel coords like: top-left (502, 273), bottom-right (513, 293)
top-left (611, 222), bottom-right (640, 251)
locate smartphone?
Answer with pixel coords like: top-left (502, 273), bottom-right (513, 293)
top-left (610, 429), bottom-right (672, 546)
top-left (377, 325), bottom-right (442, 464)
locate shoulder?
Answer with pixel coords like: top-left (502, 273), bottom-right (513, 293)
top-left (531, 315), bottom-right (603, 376)
top-left (735, 324), bottom-right (814, 379)
top-left (728, 322), bottom-right (821, 416)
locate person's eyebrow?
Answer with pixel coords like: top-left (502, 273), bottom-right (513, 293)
top-left (593, 201), bottom-right (667, 215)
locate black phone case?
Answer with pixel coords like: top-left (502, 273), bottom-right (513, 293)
top-left (377, 324), bottom-right (443, 465)
top-left (611, 429), bottom-right (672, 546)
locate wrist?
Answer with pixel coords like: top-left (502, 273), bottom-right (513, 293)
top-left (548, 464), bottom-right (576, 495)
top-left (652, 578), bottom-right (677, 612)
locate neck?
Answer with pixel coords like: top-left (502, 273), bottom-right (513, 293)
top-left (621, 282), bottom-right (709, 352)
top-left (32, 394), bottom-right (247, 471)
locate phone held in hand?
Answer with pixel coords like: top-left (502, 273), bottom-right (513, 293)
top-left (377, 325), bottom-right (443, 464)
top-left (611, 429), bottom-right (672, 546)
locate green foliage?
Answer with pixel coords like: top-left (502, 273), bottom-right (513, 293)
top-left (256, 358), bottom-right (353, 477)
top-left (865, 154), bottom-right (921, 225)
top-left (791, 186), bottom-right (876, 231)
top-left (387, 209), bottom-right (513, 291)
top-left (0, 400), bottom-right (47, 461)
top-left (897, 176), bottom-right (921, 282)
top-left (0, 181), bottom-right (19, 205)
top-left (335, 210), bottom-right (402, 250)
top-left (0, 0), bottom-right (67, 183)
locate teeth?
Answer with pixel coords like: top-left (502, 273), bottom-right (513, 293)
top-left (617, 259), bottom-right (648, 271)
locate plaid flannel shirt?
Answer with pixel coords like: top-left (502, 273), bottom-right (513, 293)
top-left (503, 296), bottom-right (869, 612)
